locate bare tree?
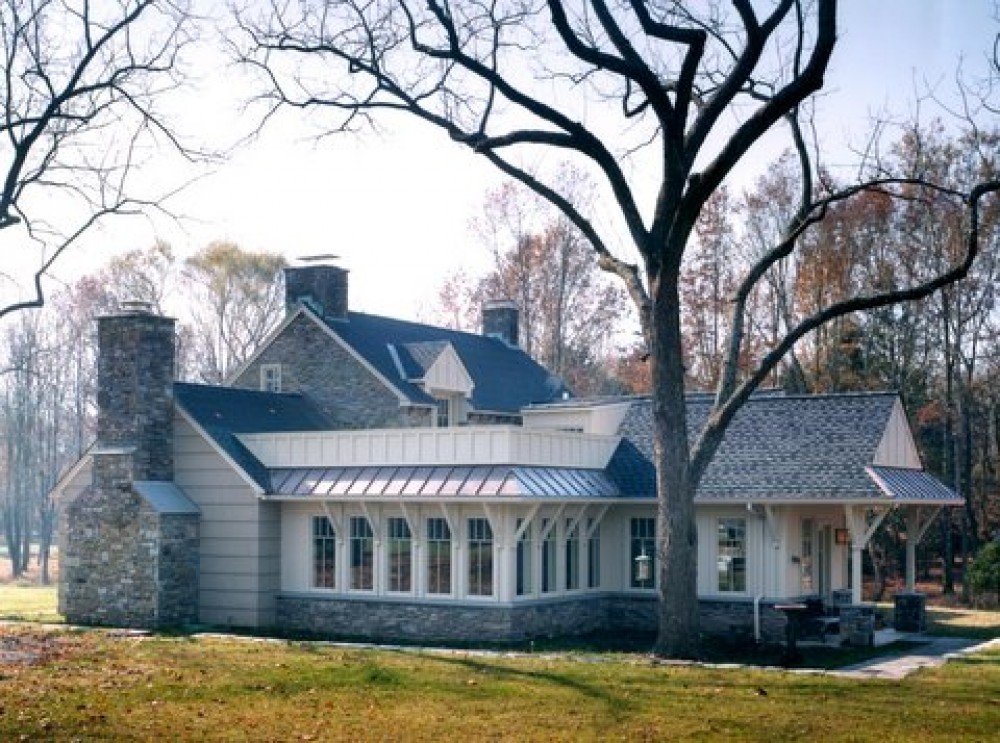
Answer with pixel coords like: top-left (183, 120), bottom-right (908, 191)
top-left (238, 1), bottom-right (1000, 657)
top-left (0, 0), bottom-right (195, 318)
top-left (183, 241), bottom-right (287, 384)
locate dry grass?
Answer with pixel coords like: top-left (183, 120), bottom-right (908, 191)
top-left (0, 626), bottom-right (998, 741)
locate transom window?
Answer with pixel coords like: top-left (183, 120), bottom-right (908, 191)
top-left (312, 516), bottom-right (336, 589)
top-left (426, 517), bottom-right (452, 595)
top-left (349, 516), bottom-right (374, 590)
top-left (630, 517), bottom-right (656, 589)
top-left (467, 518), bottom-right (494, 596)
top-left (717, 518), bottom-right (747, 593)
top-left (387, 517), bottom-right (413, 593)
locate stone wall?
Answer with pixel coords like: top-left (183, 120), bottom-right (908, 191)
top-left (232, 314), bottom-right (418, 428)
top-left (274, 593), bottom-right (789, 644)
top-left (96, 312), bottom-right (175, 480)
top-left (59, 453), bottom-right (200, 629)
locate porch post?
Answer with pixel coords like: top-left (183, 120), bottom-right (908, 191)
top-left (902, 506), bottom-right (942, 592)
top-left (844, 505), bottom-right (890, 605)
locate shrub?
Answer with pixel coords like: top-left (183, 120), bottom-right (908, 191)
top-left (967, 541), bottom-right (1000, 604)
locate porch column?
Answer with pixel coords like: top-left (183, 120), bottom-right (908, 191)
top-left (844, 505), bottom-right (890, 604)
top-left (902, 506), bottom-right (942, 591)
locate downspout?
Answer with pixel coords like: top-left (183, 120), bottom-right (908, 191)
top-left (750, 502), bottom-right (765, 643)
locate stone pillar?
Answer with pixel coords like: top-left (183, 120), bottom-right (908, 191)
top-left (894, 592), bottom-right (926, 633)
top-left (840, 604), bottom-right (876, 647)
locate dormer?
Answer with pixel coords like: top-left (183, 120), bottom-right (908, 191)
top-left (390, 341), bottom-right (474, 426)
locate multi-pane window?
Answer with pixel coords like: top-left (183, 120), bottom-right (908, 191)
top-left (467, 518), bottom-right (494, 596)
top-left (260, 363), bottom-right (282, 392)
top-left (717, 518), bottom-right (747, 593)
top-left (565, 519), bottom-right (580, 591)
top-left (349, 516), bottom-right (374, 590)
top-left (587, 519), bottom-right (601, 589)
top-left (312, 516), bottom-right (336, 589)
top-left (426, 518), bottom-right (452, 595)
top-left (516, 518), bottom-right (533, 596)
top-left (630, 517), bottom-right (656, 589)
top-left (541, 518), bottom-right (557, 593)
top-left (387, 517), bottom-right (413, 593)
top-left (436, 398), bottom-right (450, 427)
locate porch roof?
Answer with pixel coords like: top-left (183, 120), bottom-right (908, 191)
top-left (268, 464), bottom-right (621, 499)
top-left (867, 465), bottom-right (963, 505)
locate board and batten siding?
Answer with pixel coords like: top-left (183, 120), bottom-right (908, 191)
top-left (873, 398), bottom-right (922, 468)
top-left (173, 414), bottom-right (279, 629)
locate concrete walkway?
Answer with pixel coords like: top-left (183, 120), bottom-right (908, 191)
top-left (834, 634), bottom-right (1000, 680)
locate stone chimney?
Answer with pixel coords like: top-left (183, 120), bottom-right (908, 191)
top-left (96, 301), bottom-right (176, 481)
top-left (285, 261), bottom-right (349, 320)
top-left (61, 301), bottom-right (198, 631)
top-left (482, 299), bottom-right (519, 347)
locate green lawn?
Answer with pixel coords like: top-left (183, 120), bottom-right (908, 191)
top-left (2, 586), bottom-right (1000, 740)
top-left (0, 626), bottom-right (998, 741)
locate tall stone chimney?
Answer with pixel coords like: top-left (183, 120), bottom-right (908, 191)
top-left (60, 301), bottom-right (199, 630)
top-left (96, 301), bottom-right (176, 480)
top-left (482, 299), bottom-right (519, 347)
top-left (285, 262), bottom-right (349, 320)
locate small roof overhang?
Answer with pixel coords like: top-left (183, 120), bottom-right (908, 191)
top-left (866, 466), bottom-right (963, 506)
top-left (133, 481), bottom-right (201, 515)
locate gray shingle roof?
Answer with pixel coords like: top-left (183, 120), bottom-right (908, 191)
top-left (174, 382), bottom-right (333, 491)
top-left (608, 392), bottom-right (951, 503)
top-left (321, 311), bottom-right (568, 413)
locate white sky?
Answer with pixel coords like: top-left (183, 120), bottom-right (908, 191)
top-left (3, 1), bottom-right (997, 327)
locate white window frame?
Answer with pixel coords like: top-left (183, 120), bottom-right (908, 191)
top-left (260, 363), bottom-right (282, 392)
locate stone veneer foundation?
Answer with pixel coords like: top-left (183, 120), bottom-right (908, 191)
top-left (275, 594), bottom-right (795, 645)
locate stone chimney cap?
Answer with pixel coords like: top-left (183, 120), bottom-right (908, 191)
top-left (119, 299), bottom-right (154, 315)
top-left (482, 298), bottom-right (518, 311)
top-left (295, 254), bottom-right (341, 265)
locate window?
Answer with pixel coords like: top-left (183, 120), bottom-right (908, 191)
top-left (467, 518), bottom-right (493, 596)
top-left (349, 516), bottom-right (374, 590)
top-left (565, 519), bottom-right (580, 590)
top-left (436, 398), bottom-right (450, 427)
top-left (541, 518), bottom-right (557, 593)
top-left (312, 516), bottom-right (336, 589)
top-left (630, 517), bottom-right (656, 589)
top-left (387, 517), bottom-right (413, 592)
top-left (260, 363), bottom-right (282, 392)
top-left (717, 518), bottom-right (747, 593)
top-left (426, 518), bottom-right (452, 595)
top-left (516, 518), bottom-right (533, 596)
top-left (587, 519), bottom-right (601, 589)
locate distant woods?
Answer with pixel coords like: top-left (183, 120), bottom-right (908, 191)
top-left (0, 240), bottom-right (287, 580)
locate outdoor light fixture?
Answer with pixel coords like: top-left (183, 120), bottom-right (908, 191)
top-left (634, 548), bottom-right (651, 584)
top-left (835, 528), bottom-right (850, 546)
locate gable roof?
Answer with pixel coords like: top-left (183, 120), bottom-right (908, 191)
top-left (608, 392), bottom-right (956, 503)
top-left (174, 382), bottom-right (333, 491)
top-left (322, 311), bottom-right (567, 414)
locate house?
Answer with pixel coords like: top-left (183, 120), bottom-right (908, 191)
top-left (55, 262), bottom-right (960, 644)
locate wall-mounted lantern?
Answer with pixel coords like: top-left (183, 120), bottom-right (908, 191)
top-left (634, 548), bottom-right (651, 584)
top-left (835, 528), bottom-right (850, 546)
